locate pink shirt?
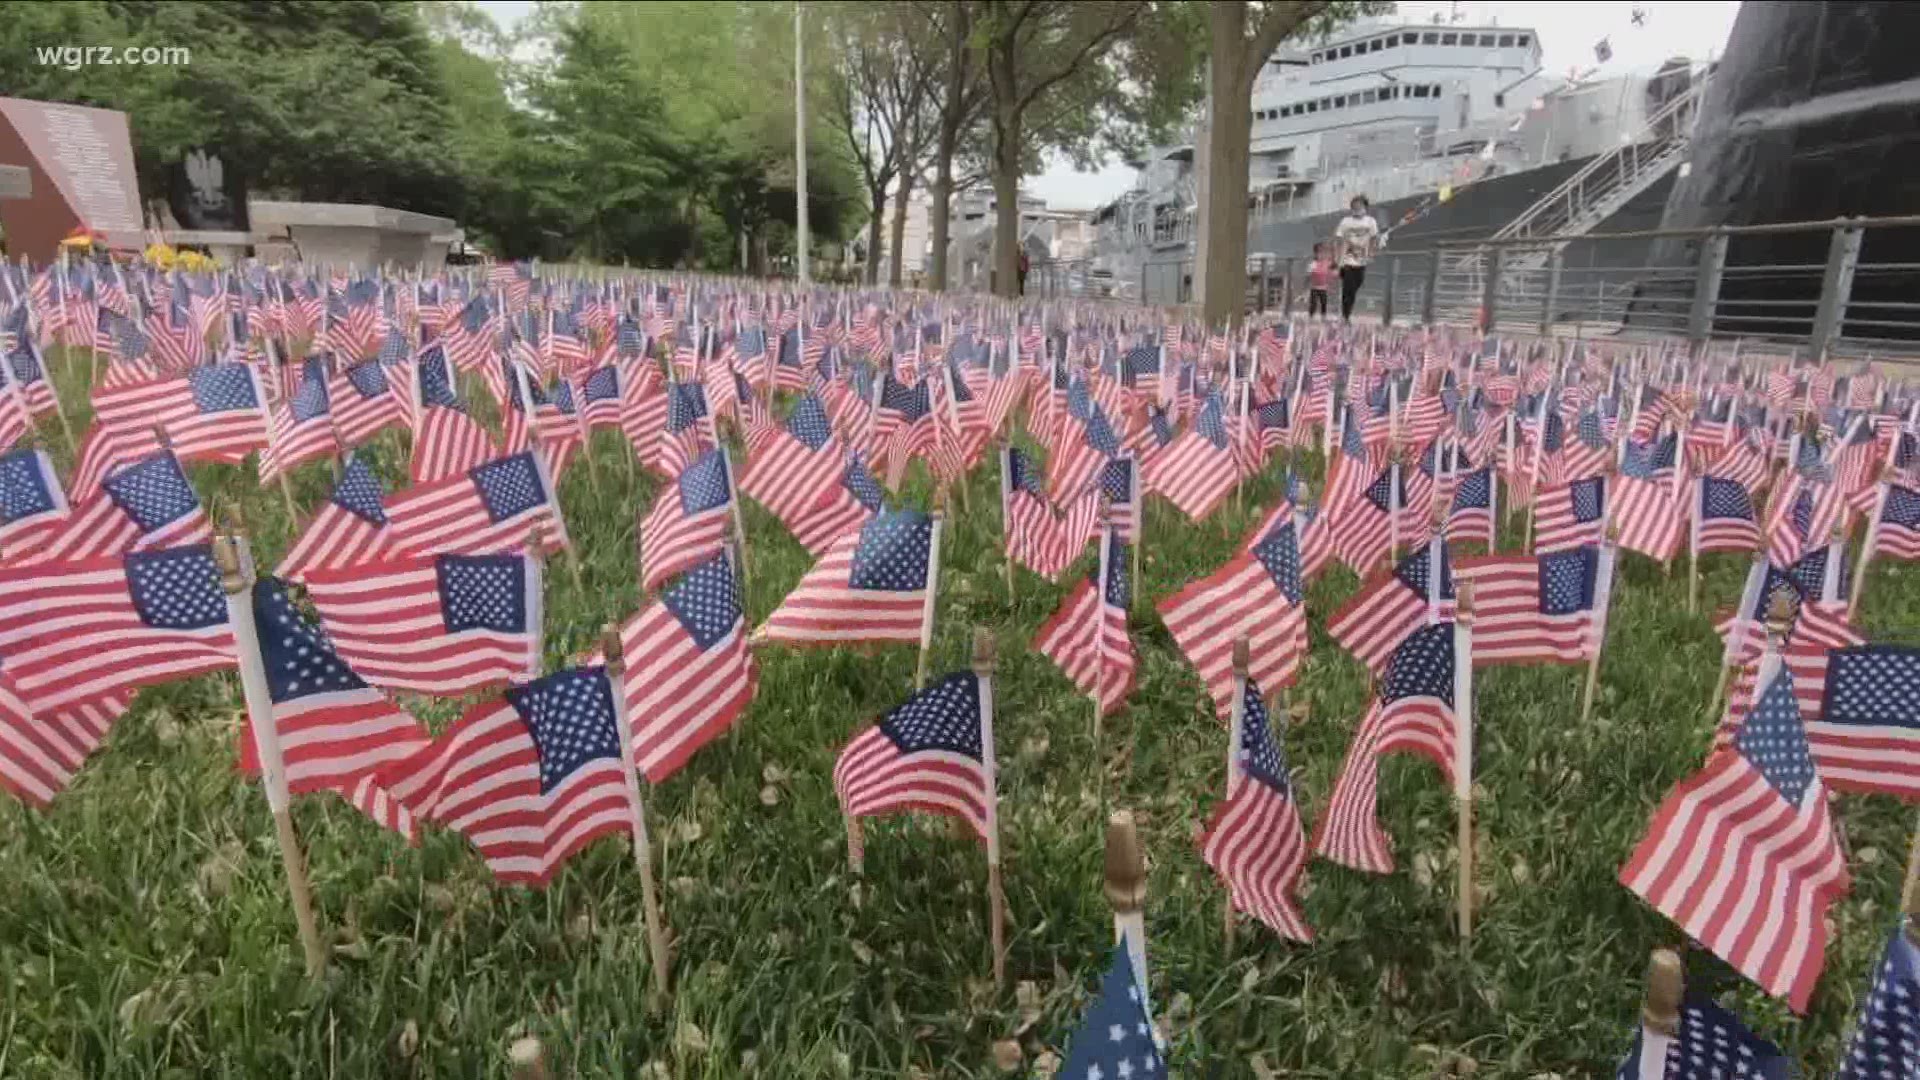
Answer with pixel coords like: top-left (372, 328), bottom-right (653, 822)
top-left (1308, 259), bottom-right (1332, 290)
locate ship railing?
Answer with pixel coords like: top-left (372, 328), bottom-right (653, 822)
top-left (1285, 216), bottom-right (1920, 361)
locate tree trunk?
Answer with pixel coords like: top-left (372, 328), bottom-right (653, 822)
top-left (864, 192), bottom-right (886, 285)
top-left (987, 30), bottom-right (1023, 300)
top-left (929, 154), bottom-right (953, 292)
top-left (1200, 8), bottom-right (1257, 328)
top-left (685, 190), bottom-right (702, 269)
top-left (889, 171), bottom-right (915, 288)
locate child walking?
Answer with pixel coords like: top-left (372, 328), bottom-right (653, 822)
top-left (1307, 241), bottom-right (1332, 318)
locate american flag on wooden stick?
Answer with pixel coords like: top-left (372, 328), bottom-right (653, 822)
top-left (618, 552), bottom-right (756, 782)
top-left (1034, 525), bottom-right (1135, 716)
top-left (260, 357), bottom-right (337, 482)
top-left (91, 363), bottom-right (269, 465)
top-left (1315, 621), bottom-right (1461, 873)
top-left (329, 358), bottom-right (405, 448)
top-left (1143, 392), bottom-right (1240, 522)
top-left (277, 456), bottom-right (394, 583)
top-left (1160, 511), bottom-right (1309, 719)
top-left (379, 663), bottom-right (634, 886)
top-left (639, 449), bottom-right (735, 592)
top-left (0, 447), bottom-right (68, 554)
top-left (1328, 538), bottom-right (1454, 675)
top-left (1806, 644), bottom-right (1920, 800)
top-left (1693, 475), bottom-right (1761, 555)
top-left (833, 670), bottom-right (993, 841)
top-left (18, 449), bottom-right (210, 564)
top-left (0, 675), bottom-right (131, 807)
top-left (760, 508), bottom-right (937, 646)
top-left (1199, 676), bottom-right (1312, 941)
top-left (1869, 484), bottom-right (1920, 561)
top-left (235, 578), bottom-right (428, 838)
top-left (0, 545), bottom-right (236, 713)
top-left (739, 393), bottom-right (861, 555)
top-left (301, 551), bottom-right (542, 697)
top-left (1454, 545), bottom-right (1610, 665)
top-left (1535, 475), bottom-right (1607, 554)
top-left (1619, 661), bottom-right (1848, 1012)
top-left (388, 451), bottom-right (569, 558)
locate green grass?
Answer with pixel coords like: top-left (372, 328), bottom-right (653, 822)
top-left (3, 347), bottom-right (1918, 1077)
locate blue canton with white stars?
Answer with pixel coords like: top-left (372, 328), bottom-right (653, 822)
top-left (470, 453), bottom-right (548, 522)
top-left (1453, 468), bottom-right (1492, 512)
top-left (436, 554), bottom-right (529, 634)
top-left (346, 359), bottom-right (389, 399)
top-left (1735, 667), bottom-right (1817, 806)
top-left (189, 364), bottom-right (259, 413)
top-left (1887, 486), bottom-right (1920, 529)
top-left (1540, 547), bottom-right (1598, 615)
top-left (418, 346), bottom-right (461, 408)
top-left (1148, 406), bottom-right (1173, 447)
top-left (1101, 529), bottom-right (1130, 609)
top-left (508, 668), bottom-right (623, 796)
top-left (1383, 623), bottom-right (1455, 707)
top-left (616, 317), bottom-right (646, 358)
top-left (8, 341), bottom-right (44, 386)
top-left (253, 577), bottom-right (367, 703)
top-left (849, 509), bottom-right (932, 592)
top-left (1008, 447), bottom-right (1044, 496)
top-left (1238, 677), bottom-right (1289, 794)
top-left (1365, 465), bottom-right (1403, 514)
top-left (736, 327), bottom-right (766, 359)
top-left (102, 453), bottom-right (199, 532)
top-left (1067, 375), bottom-right (1092, 420)
top-left (1084, 406), bottom-right (1121, 457)
top-left (662, 554), bottom-right (741, 649)
top-left (881, 377), bottom-right (930, 423)
top-left (1570, 476), bottom-right (1606, 523)
top-left (677, 450), bottom-right (732, 515)
top-left (1838, 922), bottom-right (1920, 1080)
top-left (1100, 457), bottom-right (1133, 505)
top-left (330, 457), bottom-right (387, 525)
top-left (666, 382), bottom-right (708, 433)
top-left (1257, 398), bottom-right (1289, 431)
top-left (125, 546), bottom-right (228, 630)
top-left (1394, 539), bottom-right (1455, 601)
top-left (1702, 477), bottom-right (1755, 522)
top-left (0, 448), bottom-right (57, 522)
top-left (290, 361), bottom-right (331, 422)
top-left (786, 394), bottom-right (833, 452)
top-left (878, 671), bottom-right (982, 762)
top-left (843, 453), bottom-right (886, 514)
top-left (377, 329), bottom-right (409, 366)
top-left (1822, 646), bottom-right (1920, 733)
top-left (1252, 521), bottom-right (1303, 604)
top-left (583, 365), bottom-right (620, 404)
top-left (1615, 997), bottom-right (1790, 1080)
top-left (1059, 941), bottom-right (1164, 1080)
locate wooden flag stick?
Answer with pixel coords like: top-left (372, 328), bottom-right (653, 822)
top-left (1580, 530), bottom-right (1620, 726)
top-left (720, 445), bottom-right (750, 589)
top-left (1851, 469), bottom-right (1893, 622)
top-left (1642, 949), bottom-right (1685, 1038)
top-left (1105, 810), bottom-right (1150, 1015)
top-left (914, 503), bottom-right (946, 691)
top-left (1686, 488), bottom-right (1701, 616)
top-left (213, 535), bottom-right (328, 979)
top-left (1224, 635), bottom-right (1251, 952)
top-left (602, 627), bottom-right (672, 1009)
top-left (998, 439), bottom-right (1017, 606)
top-left (509, 1037), bottom-right (550, 1080)
top-left (1454, 581), bottom-right (1477, 942)
top-left (975, 626), bottom-right (1007, 989)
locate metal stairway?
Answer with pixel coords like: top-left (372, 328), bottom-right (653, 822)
top-left (1451, 73), bottom-right (1711, 295)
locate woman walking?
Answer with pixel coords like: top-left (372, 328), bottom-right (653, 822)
top-left (1334, 195), bottom-right (1381, 323)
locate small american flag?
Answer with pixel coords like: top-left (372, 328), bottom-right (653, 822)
top-left (1034, 526), bottom-right (1134, 715)
top-left (1616, 995), bottom-right (1788, 1079)
top-left (1619, 662), bottom-right (1849, 1012)
top-left (761, 508), bottom-right (936, 646)
top-left (1001, 445), bottom-right (1088, 579)
top-left (1199, 677), bottom-right (1311, 941)
top-left (1693, 476), bottom-right (1761, 554)
top-left (739, 393), bottom-right (859, 555)
top-left (1809, 645), bottom-right (1920, 800)
top-left (1316, 621), bottom-right (1461, 873)
top-left (0, 678), bottom-right (131, 807)
top-left (655, 381), bottom-right (713, 477)
top-left (1160, 512), bottom-right (1309, 718)
top-left (577, 362), bottom-right (626, 432)
top-left (301, 552), bottom-right (542, 697)
top-left (388, 451), bottom-right (568, 557)
top-left (260, 358), bottom-right (336, 482)
top-left (1766, 474), bottom-right (1846, 569)
top-left (1145, 393), bottom-right (1240, 522)
top-left (1456, 546), bottom-right (1609, 665)
top-left (1328, 538), bottom-right (1454, 675)
top-left (1048, 403), bottom-right (1122, 507)
top-left (639, 448), bottom-right (734, 591)
top-left (330, 359), bottom-right (405, 448)
top-left (19, 450), bottom-right (209, 564)
top-left (379, 664), bottom-right (634, 886)
top-left (0, 447), bottom-right (68, 553)
top-left (91, 363), bottom-right (269, 465)
top-left (1330, 462), bottom-right (1405, 574)
top-left (1612, 456), bottom-right (1688, 563)
top-left (411, 402), bottom-right (498, 488)
top-left (833, 670), bottom-right (993, 840)
top-left (278, 456), bottom-right (394, 583)
top-left (1056, 941), bottom-right (1166, 1080)
top-left (1447, 466), bottom-right (1496, 547)
top-left (236, 578), bottom-right (428, 838)
top-left (1836, 921), bottom-right (1920, 1080)
top-left (1869, 484), bottom-right (1920, 561)
top-left (618, 552), bottom-right (756, 782)
top-left (0, 545), bottom-right (236, 713)
top-left (1536, 475), bottom-right (1607, 554)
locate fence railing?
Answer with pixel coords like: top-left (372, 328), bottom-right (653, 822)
top-left (1210, 215), bottom-right (1920, 362)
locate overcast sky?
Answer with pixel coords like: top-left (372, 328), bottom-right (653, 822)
top-left (475, 0), bottom-right (1742, 211)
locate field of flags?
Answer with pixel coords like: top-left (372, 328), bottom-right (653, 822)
top-left (2, 255), bottom-right (1920, 1075)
